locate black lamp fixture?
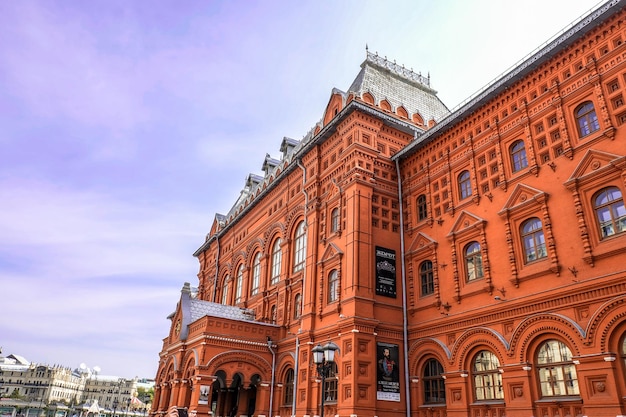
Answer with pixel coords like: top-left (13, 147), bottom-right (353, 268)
top-left (312, 341), bottom-right (339, 417)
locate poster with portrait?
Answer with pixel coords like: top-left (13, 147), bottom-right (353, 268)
top-left (375, 246), bottom-right (397, 298)
top-left (376, 342), bottom-right (400, 402)
top-left (198, 385), bottom-right (210, 405)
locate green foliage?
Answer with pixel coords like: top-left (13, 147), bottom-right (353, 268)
top-left (135, 387), bottom-right (154, 403)
top-left (10, 389), bottom-right (24, 399)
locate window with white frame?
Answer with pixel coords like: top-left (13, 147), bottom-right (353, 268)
top-left (331, 208), bottom-right (340, 233)
top-left (464, 241), bottom-right (484, 281)
top-left (537, 340), bottom-right (579, 397)
top-left (510, 140), bottom-right (528, 172)
top-left (594, 186), bottom-right (626, 239)
top-left (293, 221), bottom-right (307, 272)
top-left (251, 252), bottom-right (261, 296)
top-left (271, 238), bottom-right (282, 285)
top-left (472, 350), bottom-right (503, 401)
top-left (417, 194), bottom-right (428, 221)
top-left (521, 217), bottom-right (547, 263)
top-left (459, 170), bottom-right (472, 200)
top-left (328, 270), bottom-right (339, 303)
top-left (221, 276), bottom-right (229, 305)
top-left (235, 264), bottom-right (244, 303)
top-left (575, 101), bottom-right (600, 137)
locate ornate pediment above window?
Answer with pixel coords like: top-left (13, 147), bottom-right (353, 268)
top-left (565, 149), bottom-right (626, 189)
top-left (446, 211), bottom-right (487, 240)
top-left (407, 231), bottom-right (438, 256)
top-left (498, 183), bottom-right (548, 216)
top-left (320, 242), bottom-right (344, 265)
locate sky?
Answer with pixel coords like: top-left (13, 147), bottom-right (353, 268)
top-left (0, 0), bottom-right (605, 379)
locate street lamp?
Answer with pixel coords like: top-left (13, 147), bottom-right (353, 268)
top-left (112, 399), bottom-right (119, 417)
top-left (312, 341), bottom-right (339, 417)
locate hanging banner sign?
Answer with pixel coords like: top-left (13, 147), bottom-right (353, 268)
top-left (375, 246), bottom-right (397, 298)
top-left (376, 342), bottom-right (400, 402)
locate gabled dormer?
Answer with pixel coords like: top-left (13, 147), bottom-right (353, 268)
top-left (280, 137), bottom-right (299, 159)
top-left (262, 153), bottom-right (280, 177)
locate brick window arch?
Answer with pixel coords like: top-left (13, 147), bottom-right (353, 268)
top-left (293, 220), bottom-right (307, 272)
top-left (270, 238), bottom-right (282, 285)
top-left (283, 368), bottom-right (294, 405)
top-left (472, 350), bottom-right (503, 400)
top-left (521, 217), bottom-right (547, 263)
top-left (464, 241), bottom-right (484, 281)
top-left (575, 101), bottom-right (599, 137)
top-left (593, 186), bottom-right (626, 239)
top-left (251, 252), bottom-right (262, 296)
top-left (420, 260), bottom-right (434, 296)
top-left (423, 358), bottom-right (445, 404)
top-left (510, 140), bottom-right (528, 172)
top-left (458, 170), bottom-right (472, 200)
top-left (417, 194), bottom-right (428, 221)
top-left (328, 270), bottom-right (339, 303)
top-left (331, 207), bottom-right (340, 233)
top-left (536, 340), bottom-right (579, 397)
top-left (235, 264), bottom-right (244, 303)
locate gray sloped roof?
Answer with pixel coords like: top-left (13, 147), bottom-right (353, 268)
top-left (189, 298), bottom-right (255, 322)
top-left (349, 50), bottom-right (450, 123)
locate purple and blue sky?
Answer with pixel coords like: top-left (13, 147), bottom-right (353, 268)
top-left (1, 0), bottom-right (602, 379)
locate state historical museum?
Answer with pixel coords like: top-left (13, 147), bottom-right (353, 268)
top-left (153, 2), bottom-right (626, 416)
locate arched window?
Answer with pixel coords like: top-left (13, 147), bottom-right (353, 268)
top-left (619, 333), bottom-right (626, 374)
top-left (423, 359), bottom-right (445, 404)
top-left (594, 187), bottom-right (626, 239)
top-left (271, 238), bottom-right (282, 285)
top-left (283, 369), bottom-right (295, 405)
top-left (417, 194), bottom-right (428, 221)
top-left (473, 350), bottom-right (503, 400)
top-left (323, 363), bottom-right (338, 402)
top-left (575, 101), bottom-right (600, 137)
top-left (458, 170), bottom-right (472, 200)
top-left (537, 340), bottom-right (579, 397)
top-left (420, 261), bottom-right (434, 296)
top-left (235, 264), bottom-right (244, 303)
top-left (270, 305), bottom-right (277, 324)
top-left (328, 270), bottom-right (339, 303)
top-left (521, 217), bottom-right (547, 263)
top-left (510, 140), bottom-right (528, 172)
top-left (251, 252), bottom-right (262, 296)
top-left (464, 242), bottom-right (484, 281)
top-left (331, 208), bottom-right (340, 233)
top-left (293, 293), bottom-right (302, 319)
top-left (221, 276), bottom-right (229, 305)
top-left (293, 221), bottom-right (307, 272)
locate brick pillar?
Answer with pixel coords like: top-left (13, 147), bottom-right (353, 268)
top-left (253, 383), bottom-right (272, 417)
top-left (171, 380), bottom-right (182, 407)
top-left (500, 363), bottom-right (535, 417)
top-left (441, 371), bottom-right (469, 417)
top-left (574, 353), bottom-right (622, 417)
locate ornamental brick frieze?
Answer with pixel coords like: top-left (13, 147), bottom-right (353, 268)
top-left (407, 337), bottom-right (452, 365)
top-left (508, 313), bottom-right (584, 361)
top-left (586, 293), bottom-right (626, 349)
top-left (449, 329), bottom-right (508, 369)
top-left (205, 350), bottom-right (272, 376)
top-left (261, 223), bottom-right (286, 248)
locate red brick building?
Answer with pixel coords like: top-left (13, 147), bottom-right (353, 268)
top-left (154, 2), bottom-right (626, 416)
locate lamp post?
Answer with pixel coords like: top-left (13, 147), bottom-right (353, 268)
top-left (112, 399), bottom-right (119, 417)
top-left (311, 341), bottom-right (339, 417)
